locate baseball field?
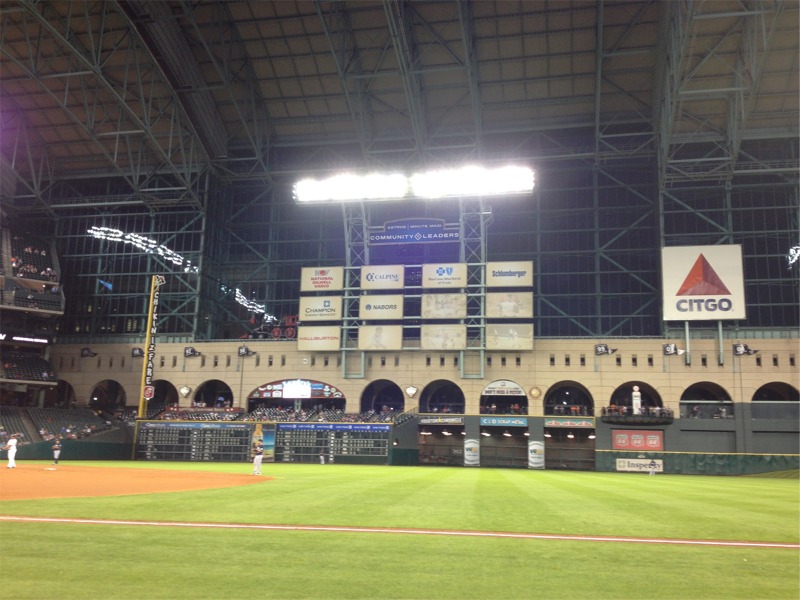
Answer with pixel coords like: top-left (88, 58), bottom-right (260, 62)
top-left (0, 461), bottom-right (797, 599)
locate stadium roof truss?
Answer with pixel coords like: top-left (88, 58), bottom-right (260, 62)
top-left (0, 0), bottom-right (797, 341)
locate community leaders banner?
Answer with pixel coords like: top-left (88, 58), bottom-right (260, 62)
top-left (486, 324), bottom-right (534, 350)
top-left (300, 266), bottom-right (344, 292)
top-left (421, 324), bottom-right (466, 350)
top-left (299, 296), bottom-right (343, 321)
top-left (422, 263), bottom-right (467, 288)
top-left (661, 245), bottom-right (745, 320)
top-left (361, 264), bottom-right (404, 290)
top-left (486, 261), bottom-right (533, 287)
top-left (421, 293), bottom-right (467, 319)
top-left (296, 326), bottom-right (341, 351)
top-left (486, 292), bottom-right (533, 318)
top-left (358, 295), bottom-right (404, 320)
top-left (358, 325), bottom-right (403, 350)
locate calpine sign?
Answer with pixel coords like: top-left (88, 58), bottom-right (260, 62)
top-left (661, 245), bottom-right (746, 321)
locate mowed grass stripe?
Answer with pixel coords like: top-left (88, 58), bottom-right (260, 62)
top-left (1, 520), bottom-right (797, 600)
top-left (1, 462), bottom-right (797, 543)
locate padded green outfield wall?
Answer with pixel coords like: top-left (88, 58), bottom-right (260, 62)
top-left (4, 439), bottom-right (133, 461)
top-left (596, 450), bottom-right (800, 475)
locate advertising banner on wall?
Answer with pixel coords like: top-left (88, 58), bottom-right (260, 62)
top-left (486, 261), bottom-right (534, 287)
top-left (358, 325), bottom-right (403, 350)
top-left (421, 263), bottom-right (468, 288)
top-left (616, 458), bottom-right (663, 473)
top-left (299, 296), bottom-right (343, 321)
top-left (358, 295), bottom-right (404, 320)
top-left (528, 441), bottom-right (545, 469)
top-left (661, 245), bottom-right (745, 320)
top-left (421, 293), bottom-right (467, 319)
top-left (486, 292), bottom-right (533, 318)
top-left (300, 267), bottom-right (344, 292)
top-left (361, 264), bottom-right (405, 289)
top-left (421, 324), bottom-right (466, 350)
top-left (464, 438), bottom-right (480, 467)
top-left (612, 429), bottom-right (664, 451)
top-left (486, 324), bottom-right (534, 350)
top-left (482, 380), bottom-right (527, 396)
top-left (296, 326), bottom-right (341, 351)
top-left (369, 218), bottom-right (460, 245)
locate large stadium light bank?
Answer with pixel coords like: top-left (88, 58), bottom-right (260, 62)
top-left (293, 165), bottom-right (535, 203)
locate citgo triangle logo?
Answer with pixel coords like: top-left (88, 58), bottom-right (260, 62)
top-left (676, 254), bottom-right (731, 296)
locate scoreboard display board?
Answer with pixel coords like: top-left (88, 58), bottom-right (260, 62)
top-left (135, 421), bottom-right (253, 462)
top-left (276, 423), bottom-right (391, 464)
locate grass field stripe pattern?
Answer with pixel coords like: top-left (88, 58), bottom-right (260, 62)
top-left (2, 515), bottom-right (797, 549)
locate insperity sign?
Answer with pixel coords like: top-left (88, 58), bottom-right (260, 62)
top-left (661, 245), bottom-right (746, 321)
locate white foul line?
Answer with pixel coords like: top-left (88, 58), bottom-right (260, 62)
top-left (0, 515), bottom-right (797, 549)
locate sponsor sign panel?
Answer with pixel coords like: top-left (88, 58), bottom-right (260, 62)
top-left (616, 458), bottom-right (663, 474)
top-left (419, 416), bottom-right (465, 425)
top-left (612, 429), bottom-right (664, 451)
top-left (361, 264), bottom-right (405, 290)
top-left (358, 325), bottom-right (403, 351)
top-left (486, 292), bottom-right (533, 318)
top-left (358, 294), bottom-right (404, 320)
top-left (296, 326), bottom-right (341, 351)
top-left (486, 324), bottom-right (534, 350)
top-left (486, 261), bottom-right (534, 287)
top-left (369, 218), bottom-right (460, 245)
top-left (482, 380), bottom-right (526, 396)
top-left (422, 263), bottom-right (468, 288)
top-left (299, 296), bottom-right (343, 321)
top-left (545, 417), bottom-right (595, 428)
top-left (464, 438), bottom-right (480, 467)
top-left (300, 267), bottom-right (344, 292)
top-left (421, 324), bottom-right (466, 350)
top-left (480, 417), bottom-right (528, 427)
top-left (421, 293), bottom-right (467, 319)
top-left (255, 380), bottom-right (343, 399)
top-left (528, 441), bottom-right (545, 469)
top-left (661, 245), bottom-right (745, 320)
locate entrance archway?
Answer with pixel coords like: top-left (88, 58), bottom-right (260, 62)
top-left (479, 380), bottom-right (527, 415)
top-left (88, 379), bottom-right (127, 412)
top-left (419, 380), bottom-right (464, 413)
top-left (680, 382), bottom-right (733, 419)
top-left (193, 379), bottom-right (234, 408)
top-left (542, 381), bottom-right (595, 471)
top-left (361, 380), bottom-right (404, 420)
top-left (544, 382), bottom-right (594, 416)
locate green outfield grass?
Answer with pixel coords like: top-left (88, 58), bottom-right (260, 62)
top-left (1, 462), bottom-right (798, 600)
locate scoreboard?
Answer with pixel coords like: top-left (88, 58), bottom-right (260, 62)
top-left (135, 421), bottom-right (253, 462)
top-left (134, 421), bottom-right (392, 464)
top-left (275, 423), bottom-right (391, 464)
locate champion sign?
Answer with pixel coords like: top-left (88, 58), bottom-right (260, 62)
top-left (661, 245), bottom-right (745, 321)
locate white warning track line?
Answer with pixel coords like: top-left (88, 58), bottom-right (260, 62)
top-left (1, 515), bottom-right (797, 549)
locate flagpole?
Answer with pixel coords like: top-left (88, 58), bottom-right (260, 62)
top-left (138, 276), bottom-right (164, 418)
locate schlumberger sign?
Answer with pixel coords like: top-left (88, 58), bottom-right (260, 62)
top-left (369, 218), bottom-right (460, 245)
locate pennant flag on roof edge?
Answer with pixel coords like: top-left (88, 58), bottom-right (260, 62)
top-left (733, 343), bottom-right (758, 356)
top-left (595, 344), bottom-right (617, 355)
top-left (663, 343), bottom-right (686, 356)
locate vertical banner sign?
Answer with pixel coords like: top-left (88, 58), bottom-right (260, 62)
top-left (138, 275), bottom-right (166, 418)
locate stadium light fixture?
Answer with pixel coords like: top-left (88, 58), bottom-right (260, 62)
top-left (293, 164), bottom-right (534, 203)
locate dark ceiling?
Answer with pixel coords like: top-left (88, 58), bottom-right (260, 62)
top-left (1, 0), bottom-right (798, 214)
